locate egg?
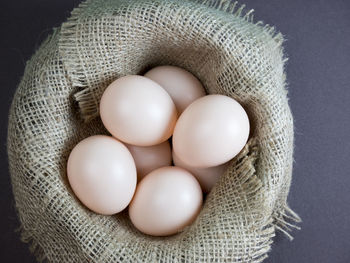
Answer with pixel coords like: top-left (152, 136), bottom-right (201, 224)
top-left (144, 65), bottom-right (206, 114)
top-left (172, 150), bottom-right (229, 193)
top-left (126, 141), bottom-right (172, 181)
top-left (173, 94), bottom-right (250, 168)
top-left (67, 135), bottom-right (137, 215)
top-left (129, 166), bottom-right (202, 236)
top-left (100, 75), bottom-right (178, 146)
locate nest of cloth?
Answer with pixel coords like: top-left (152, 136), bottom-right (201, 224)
top-left (7, 0), bottom-right (300, 262)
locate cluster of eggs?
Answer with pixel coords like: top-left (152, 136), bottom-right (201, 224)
top-left (67, 66), bottom-right (250, 236)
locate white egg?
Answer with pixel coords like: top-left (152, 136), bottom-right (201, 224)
top-left (129, 166), bottom-right (203, 236)
top-left (67, 135), bottom-right (137, 215)
top-left (173, 94), bottom-right (250, 168)
top-left (100, 75), bottom-right (177, 146)
top-left (144, 65), bottom-right (206, 114)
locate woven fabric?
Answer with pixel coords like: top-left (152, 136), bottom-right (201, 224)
top-left (7, 0), bottom-right (300, 262)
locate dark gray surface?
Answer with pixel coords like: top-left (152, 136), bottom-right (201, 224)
top-left (1, 0), bottom-right (349, 262)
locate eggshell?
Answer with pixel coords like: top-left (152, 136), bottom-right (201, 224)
top-left (126, 141), bottom-right (172, 181)
top-left (144, 65), bottom-right (206, 114)
top-left (172, 150), bottom-right (229, 193)
top-left (67, 135), bottom-right (137, 215)
top-left (129, 166), bottom-right (203, 236)
top-left (100, 75), bottom-right (178, 146)
top-left (173, 94), bottom-right (250, 168)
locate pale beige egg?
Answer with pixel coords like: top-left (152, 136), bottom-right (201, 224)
top-left (172, 150), bottom-right (229, 193)
top-left (173, 94), bottom-right (250, 168)
top-left (100, 75), bottom-right (178, 146)
top-left (129, 166), bottom-right (203, 236)
top-left (67, 135), bottom-right (137, 215)
top-left (125, 141), bottom-right (172, 181)
top-left (144, 65), bottom-right (206, 114)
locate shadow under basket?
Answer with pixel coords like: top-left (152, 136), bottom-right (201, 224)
top-left (7, 0), bottom-right (301, 262)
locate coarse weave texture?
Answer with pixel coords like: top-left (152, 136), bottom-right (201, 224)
top-left (7, 0), bottom-right (301, 262)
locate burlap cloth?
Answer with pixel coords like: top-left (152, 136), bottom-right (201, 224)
top-left (7, 0), bottom-right (301, 262)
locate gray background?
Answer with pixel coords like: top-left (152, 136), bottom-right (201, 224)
top-left (1, 0), bottom-right (349, 262)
